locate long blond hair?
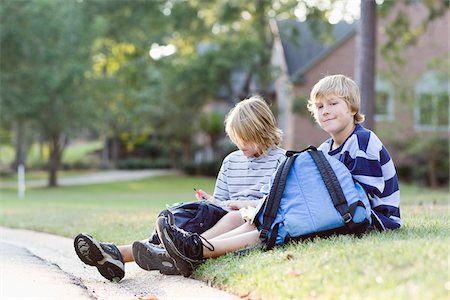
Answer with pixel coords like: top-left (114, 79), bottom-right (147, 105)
top-left (225, 96), bottom-right (282, 156)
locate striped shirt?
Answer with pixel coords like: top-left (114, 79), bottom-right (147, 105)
top-left (318, 124), bottom-right (401, 230)
top-left (213, 147), bottom-right (286, 204)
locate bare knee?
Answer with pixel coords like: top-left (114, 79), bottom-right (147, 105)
top-left (226, 211), bottom-right (245, 227)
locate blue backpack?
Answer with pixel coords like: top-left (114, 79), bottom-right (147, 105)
top-left (256, 146), bottom-right (371, 249)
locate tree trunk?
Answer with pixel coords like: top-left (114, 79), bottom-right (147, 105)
top-left (355, 0), bottom-right (377, 131)
top-left (48, 136), bottom-right (60, 187)
top-left (111, 135), bottom-right (120, 167)
top-left (255, 0), bottom-right (272, 95)
top-left (182, 138), bottom-right (192, 163)
top-left (101, 136), bottom-right (110, 169)
top-left (47, 133), bottom-right (67, 187)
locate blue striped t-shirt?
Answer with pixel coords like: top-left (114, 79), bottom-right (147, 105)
top-left (213, 147), bottom-right (286, 203)
top-left (318, 124), bottom-right (401, 230)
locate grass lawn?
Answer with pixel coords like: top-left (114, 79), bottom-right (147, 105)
top-left (0, 175), bottom-right (448, 299)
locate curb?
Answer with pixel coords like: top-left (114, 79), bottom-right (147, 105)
top-left (0, 227), bottom-right (238, 300)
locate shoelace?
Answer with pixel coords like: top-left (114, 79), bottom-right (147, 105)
top-left (173, 226), bottom-right (215, 252)
top-left (199, 235), bottom-right (215, 252)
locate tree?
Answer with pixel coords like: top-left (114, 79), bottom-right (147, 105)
top-left (355, 0), bottom-right (377, 131)
top-left (1, 0), bottom-right (98, 186)
top-left (147, 0), bottom-right (332, 162)
top-left (199, 111), bottom-right (225, 160)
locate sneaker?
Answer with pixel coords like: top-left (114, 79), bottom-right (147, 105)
top-left (159, 209), bottom-right (175, 226)
top-left (148, 210), bottom-right (175, 245)
top-left (132, 241), bottom-right (180, 275)
top-left (156, 216), bottom-right (212, 277)
top-left (74, 233), bottom-right (125, 282)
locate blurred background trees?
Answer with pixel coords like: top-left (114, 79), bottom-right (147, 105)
top-left (1, 0), bottom-right (448, 187)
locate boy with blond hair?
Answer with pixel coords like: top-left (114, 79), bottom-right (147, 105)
top-left (155, 74), bottom-right (401, 277)
top-left (308, 74), bottom-right (401, 230)
top-left (74, 96), bottom-right (286, 281)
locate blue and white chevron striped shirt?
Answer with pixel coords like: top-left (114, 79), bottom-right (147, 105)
top-left (213, 147), bottom-right (286, 203)
top-left (319, 124), bottom-right (401, 230)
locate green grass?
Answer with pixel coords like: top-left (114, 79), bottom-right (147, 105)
top-left (0, 175), bottom-right (216, 243)
top-left (196, 204), bottom-right (449, 299)
top-left (0, 178), bottom-right (448, 299)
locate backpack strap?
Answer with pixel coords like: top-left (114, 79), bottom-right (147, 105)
top-left (259, 145), bottom-right (316, 250)
top-left (308, 149), bottom-right (353, 224)
top-left (309, 149), bottom-right (368, 234)
top-left (259, 155), bottom-right (294, 247)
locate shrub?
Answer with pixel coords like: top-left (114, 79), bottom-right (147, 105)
top-left (181, 160), bottom-right (222, 177)
top-left (116, 158), bottom-right (171, 170)
top-left (393, 137), bottom-right (449, 188)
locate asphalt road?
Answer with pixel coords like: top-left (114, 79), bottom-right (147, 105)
top-left (0, 227), bottom-right (239, 300)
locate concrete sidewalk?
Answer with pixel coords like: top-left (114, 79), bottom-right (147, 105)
top-left (0, 227), bottom-right (238, 300)
top-left (0, 169), bottom-right (178, 188)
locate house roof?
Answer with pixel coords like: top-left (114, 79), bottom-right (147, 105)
top-left (275, 19), bottom-right (356, 83)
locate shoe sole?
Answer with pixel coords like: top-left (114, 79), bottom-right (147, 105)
top-left (74, 234), bottom-right (125, 282)
top-left (132, 241), bottom-right (180, 275)
top-left (156, 217), bottom-right (196, 277)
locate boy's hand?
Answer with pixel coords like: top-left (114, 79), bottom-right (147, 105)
top-left (194, 189), bottom-right (211, 200)
top-left (225, 200), bottom-right (257, 210)
top-left (225, 200), bottom-right (246, 210)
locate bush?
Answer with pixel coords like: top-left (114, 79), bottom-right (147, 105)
top-left (61, 161), bottom-right (99, 170)
top-left (116, 158), bottom-right (171, 170)
top-left (181, 160), bottom-right (222, 177)
top-left (393, 137), bottom-right (449, 188)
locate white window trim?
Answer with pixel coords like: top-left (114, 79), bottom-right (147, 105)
top-left (375, 78), bottom-right (394, 122)
top-left (414, 92), bottom-right (450, 132)
top-left (414, 71), bottom-right (449, 132)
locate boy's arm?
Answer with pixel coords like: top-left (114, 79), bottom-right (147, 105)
top-left (349, 149), bottom-right (401, 230)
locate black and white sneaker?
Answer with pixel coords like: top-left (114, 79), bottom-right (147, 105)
top-left (132, 241), bottom-right (180, 275)
top-left (74, 233), bottom-right (125, 282)
top-left (156, 216), bottom-right (212, 277)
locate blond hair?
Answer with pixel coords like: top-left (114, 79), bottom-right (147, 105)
top-left (307, 74), bottom-right (365, 124)
top-left (225, 96), bottom-right (282, 156)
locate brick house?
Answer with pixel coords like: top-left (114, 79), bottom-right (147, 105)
top-left (271, 2), bottom-right (449, 165)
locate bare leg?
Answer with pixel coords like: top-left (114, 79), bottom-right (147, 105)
top-left (201, 211), bottom-right (245, 240)
top-left (118, 245), bottom-right (134, 262)
top-left (202, 229), bottom-right (260, 258)
top-left (208, 219), bottom-right (257, 241)
top-left (118, 238), bottom-right (149, 262)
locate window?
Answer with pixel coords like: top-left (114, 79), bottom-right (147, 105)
top-left (375, 78), bottom-right (394, 122)
top-left (415, 72), bottom-right (449, 131)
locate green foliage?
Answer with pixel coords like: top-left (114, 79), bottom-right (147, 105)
top-left (199, 112), bottom-right (225, 138)
top-left (0, 0), bottom-right (103, 184)
top-left (379, 0), bottom-right (449, 71)
top-left (182, 159), bottom-right (223, 177)
top-left (393, 137), bottom-right (449, 188)
top-left (62, 141), bottom-right (103, 164)
top-left (292, 95), bottom-right (310, 116)
top-left (116, 158), bottom-right (171, 170)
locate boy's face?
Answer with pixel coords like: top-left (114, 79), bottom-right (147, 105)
top-left (314, 94), bottom-right (356, 139)
top-left (236, 140), bottom-right (259, 158)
